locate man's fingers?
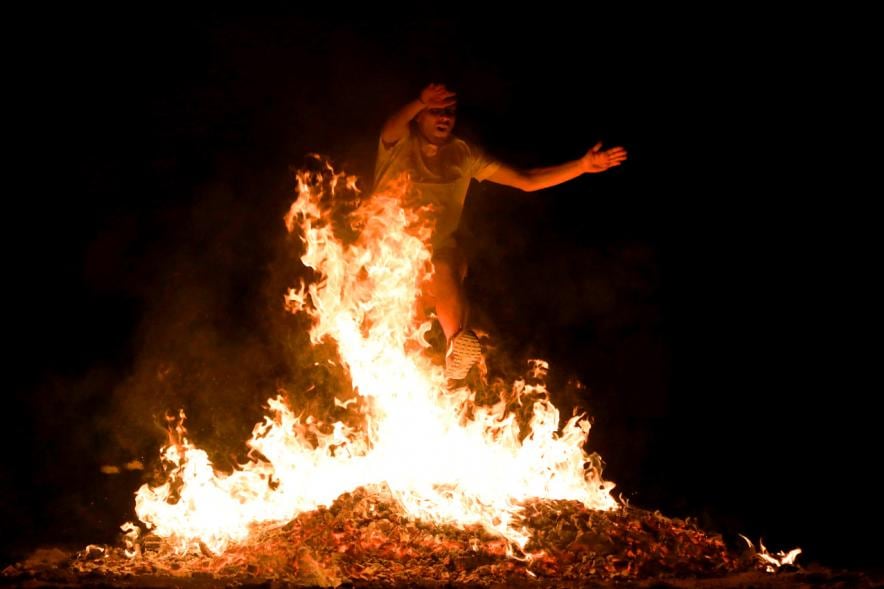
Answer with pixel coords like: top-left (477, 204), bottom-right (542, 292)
top-left (422, 83), bottom-right (455, 102)
top-left (426, 89), bottom-right (456, 104)
top-left (591, 141), bottom-right (603, 152)
top-left (425, 97), bottom-right (458, 108)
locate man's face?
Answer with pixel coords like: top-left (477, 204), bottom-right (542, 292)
top-left (416, 105), bottom-right (457, 144)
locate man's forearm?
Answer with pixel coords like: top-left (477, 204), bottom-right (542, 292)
top-left (381, 99), bottom-right (425, 145)
top-left (520, 159), bottom-right (586, 192)
top-left (490, 143), bottom-right (627, 190)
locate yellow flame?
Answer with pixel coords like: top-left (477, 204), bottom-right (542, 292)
top-left (132, 158), bottom-right (615, 556)
top-left (739, 535), bottom-right (802, 573)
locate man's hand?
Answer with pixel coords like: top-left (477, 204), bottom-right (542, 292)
top-left (420, 83), bottom-right (457, 108)
top-left (381, 84), bottom-right (456, 147)
top-left (581, 142), bottom-right (628, 173)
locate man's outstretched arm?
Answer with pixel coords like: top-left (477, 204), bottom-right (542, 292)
top-left (381, 84), bottom-right (456, 147)
top-left (487, 142), bottom-right (628, 192)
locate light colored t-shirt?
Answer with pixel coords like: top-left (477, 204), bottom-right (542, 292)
top-left (373, 123), bottom-right (500, 249)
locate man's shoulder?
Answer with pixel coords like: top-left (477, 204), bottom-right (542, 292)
top-left (447, 135), bottom-right (495, 166)
top-left (446, 135), bottom-right (480, 156)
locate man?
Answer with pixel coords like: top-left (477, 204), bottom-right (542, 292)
top-left (374, 83), bottom-right (627, 382)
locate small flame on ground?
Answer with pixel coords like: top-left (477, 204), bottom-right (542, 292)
top-left (739, 535), bottom-right (802, 573)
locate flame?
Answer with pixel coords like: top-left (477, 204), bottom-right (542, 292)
top-left (739, 535), bottom-right (802, 573)
top-left (132, 157), bottom-right (615, 556)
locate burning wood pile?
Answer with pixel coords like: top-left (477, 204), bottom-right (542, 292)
top-left (3, 486), bottom-right (784, 587)
top-left (7, 489), bottom-right (870, 587)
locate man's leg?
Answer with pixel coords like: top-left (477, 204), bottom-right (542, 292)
top-left (431, 247), bottom-right (481, 381)
top-left (431, 255), bottom-right (467, 340)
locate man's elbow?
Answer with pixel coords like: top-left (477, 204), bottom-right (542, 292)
top-left (517, 174), bottom-right (540, 192)
top-left (381, 119), bottom-right (406, 146)
top-left (381, 128), bottom-right (402, 147)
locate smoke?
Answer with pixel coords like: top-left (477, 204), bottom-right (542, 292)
top-left (4, 20), bottom-right (403, 557)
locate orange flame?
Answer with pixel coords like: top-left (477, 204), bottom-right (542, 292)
top-left (131, 158), bottom-right (615, 556)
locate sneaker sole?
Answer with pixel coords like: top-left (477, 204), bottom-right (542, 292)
top-left (445, 331), bottom-right (482, 381)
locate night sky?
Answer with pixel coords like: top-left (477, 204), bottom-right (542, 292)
top-left (5, 9), bottom-right (876, 571)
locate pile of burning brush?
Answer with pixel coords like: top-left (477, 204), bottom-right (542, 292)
top-left (4, 485), bottom-right (811, 588)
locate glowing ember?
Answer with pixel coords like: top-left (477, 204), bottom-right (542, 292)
top-left (131, 157), bottom-right (615, 557)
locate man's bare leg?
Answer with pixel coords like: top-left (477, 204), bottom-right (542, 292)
top-left (430, 254), bottom-right (481, 381)
top-left (431, 259), bottom-right (467, 340)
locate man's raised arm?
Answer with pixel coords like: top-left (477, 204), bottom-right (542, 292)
top-left (487, 142), bottom-right (628, 192)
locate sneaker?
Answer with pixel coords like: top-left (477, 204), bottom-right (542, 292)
top-left (444, 329), bottom-right (482, 381)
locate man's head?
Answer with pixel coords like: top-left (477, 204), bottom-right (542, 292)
top-left (416, 104), bottom-right (457, 145)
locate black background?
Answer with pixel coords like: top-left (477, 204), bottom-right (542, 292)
top-left (5, 9), bottom-right (877, 571)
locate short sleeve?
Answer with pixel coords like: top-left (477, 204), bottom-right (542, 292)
top-left (468, 142), bottom-right (501, 182)
top-left (374, 126), bottom-right (411, 184)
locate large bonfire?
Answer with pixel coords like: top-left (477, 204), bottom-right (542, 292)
top-left (133, 157), bottom-right (616, 557)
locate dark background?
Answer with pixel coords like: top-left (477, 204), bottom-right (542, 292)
top-left (5, 9), bottom-right (877, 572)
